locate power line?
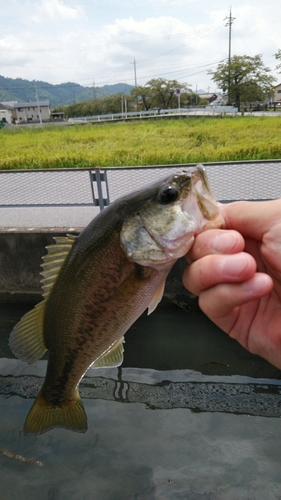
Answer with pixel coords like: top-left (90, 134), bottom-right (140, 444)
top-left (1, 22), bottom-right (225, 53)
top-left (135, 22), bottom-right (224, 67)
top-left (0, 59), bottom-right (223, 92)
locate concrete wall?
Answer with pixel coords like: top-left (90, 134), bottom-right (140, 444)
top-left (0, 229), bottom-right (191, 306)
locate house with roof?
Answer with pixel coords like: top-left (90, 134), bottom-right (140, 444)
top-left (0, 100), bottom-right (50, 124)
top-left (198, 93), bottom-right (218, 104)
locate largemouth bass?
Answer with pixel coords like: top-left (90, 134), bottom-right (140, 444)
top-left (10, 165), bottom-right (224, 435)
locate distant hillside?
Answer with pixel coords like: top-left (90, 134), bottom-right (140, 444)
top-left (0, 76), bottom-right (133, 108)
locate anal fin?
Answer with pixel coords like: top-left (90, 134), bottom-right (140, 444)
top-left (9, 300), bottom-right (47, 364)
top-left (91, 337), bottom-right (124, 368)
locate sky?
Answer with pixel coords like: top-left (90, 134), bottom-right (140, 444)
top-left (1, 0), bottom-right (281, 94)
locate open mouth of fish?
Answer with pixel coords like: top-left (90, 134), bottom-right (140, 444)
top-left (142, 169), bottom-right (223, 256)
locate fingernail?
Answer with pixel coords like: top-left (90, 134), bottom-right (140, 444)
top-left (220, 254), bottom-right (249, 277)
top-left (243, 274), bottom-right (273, 294)
top-left (214, 231), bottom-right (238, 253)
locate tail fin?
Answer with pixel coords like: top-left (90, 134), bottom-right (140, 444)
top-left (23, 390), bottom-right (88, 436)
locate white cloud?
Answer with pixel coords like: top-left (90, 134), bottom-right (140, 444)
top-left (0, 0), bottom-right (281, 91)
top-left (32, 0), bottom-right (84, 22)
top-left (0, 35), bottom-right (32, 68)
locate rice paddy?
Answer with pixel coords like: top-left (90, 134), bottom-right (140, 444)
top-left (1, 116), bottom-right (281, 170)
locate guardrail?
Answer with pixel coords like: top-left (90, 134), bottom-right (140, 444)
top-left (68, 106), bottom-right (238, 124)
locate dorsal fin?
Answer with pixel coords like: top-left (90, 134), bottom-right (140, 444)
top-left (9, 234), bottom-right (77, 364)
top-left (41, 234), bottom-right (77, 299)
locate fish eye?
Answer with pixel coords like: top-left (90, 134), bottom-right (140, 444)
top-left (158, 185), bottom-right (179, 204)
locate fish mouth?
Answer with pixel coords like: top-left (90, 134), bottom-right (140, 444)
top-left (138, 167), bottom-right (224, 261)
top-left (121, 165), bottom-right (224, 269)
top-left (188, 166), bottom-right (225, 232)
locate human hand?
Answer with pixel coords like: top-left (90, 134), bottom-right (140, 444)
top-left (183, 200), bottom-right (281, 369)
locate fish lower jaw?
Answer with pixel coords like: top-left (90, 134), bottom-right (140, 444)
top-left (152, 233), bottom-right (195, 257)
top-left (137, 237), bottom-right (195, 270)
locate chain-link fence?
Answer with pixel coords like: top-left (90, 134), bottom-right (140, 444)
top-left (105, 161), bottom-right (281, 204)
top-left (0, 161), bottom-right (280, 209)
top-left (0, 170), bottom-right (94, 207)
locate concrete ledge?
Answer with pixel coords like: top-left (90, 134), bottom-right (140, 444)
top-left (0, 229), bottom-right (192, 306)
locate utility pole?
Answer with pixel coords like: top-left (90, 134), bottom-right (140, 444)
top-left (34, 84), bottom-right (42, 126)
top-left (131, 58), bottom-right (137, 87)
top-left (225, 7), bottom-right (235, 105)
top-left (131, 58), bottom-right (138, 110)
top-left (93, 79), bottom-right (96, 100)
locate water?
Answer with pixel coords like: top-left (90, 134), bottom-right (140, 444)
top-left (0, 303), bottom-right (281, 499)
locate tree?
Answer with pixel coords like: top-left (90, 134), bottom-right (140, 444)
top-left (131, 78), bottom-right (192, 110)
top-left (275, 49), bottom-right (281, 73)
top-left (209, 54), bottom-right (276, 110)
top-left (130, 85), bottom-right (153, 110)
top-left (52, 94), bottom-right (134, 118)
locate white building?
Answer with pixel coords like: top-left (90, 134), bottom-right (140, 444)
top-left (0, 100), bottom-right (50, 124)
top-left (273, 83), bottom-right (281, 104)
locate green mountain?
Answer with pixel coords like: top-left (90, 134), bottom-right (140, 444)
top-left (0, 76), bottom-right (133, 108)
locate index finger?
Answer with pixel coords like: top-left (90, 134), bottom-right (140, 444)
top-left (222, 200), bottom-right (281, 241)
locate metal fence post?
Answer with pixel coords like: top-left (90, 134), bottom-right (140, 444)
top-left (89, 168), bottom-right (110, 211)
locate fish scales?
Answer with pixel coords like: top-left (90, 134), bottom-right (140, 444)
top-left (9, 165), bottom-right (224, 435)
top-left (43, 230), bottom-right (167, 404)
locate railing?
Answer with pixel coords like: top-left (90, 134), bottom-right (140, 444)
top-left (0, 160), bottom-right (280, 212)
top-left (68, 106), bottom-right (238, 124)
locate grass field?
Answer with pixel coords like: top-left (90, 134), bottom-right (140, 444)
top-left (1, 116), bottom-right (281, 170)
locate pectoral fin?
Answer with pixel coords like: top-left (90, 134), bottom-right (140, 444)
top-left (147, 281), bottom-right (166, 315)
